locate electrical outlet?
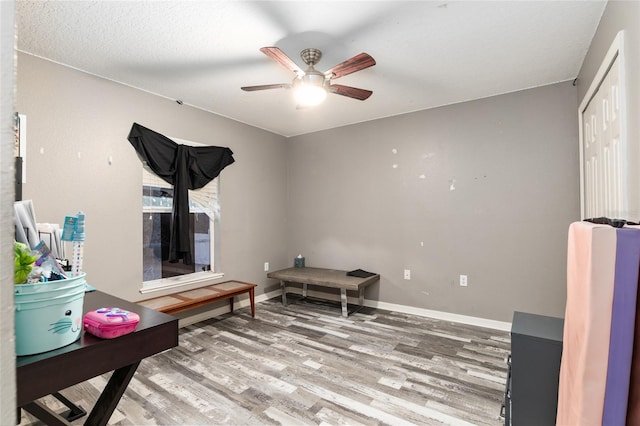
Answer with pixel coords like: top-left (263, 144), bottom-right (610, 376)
top-left (460, 274), bottom-right (468, 286)
top-left (404, 269), bottom-right (411, 280)
top-left (264, 262), bottom-right (269, 272)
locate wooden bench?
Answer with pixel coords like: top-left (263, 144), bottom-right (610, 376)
top-left (138, 280), bottom-right (257, 317)
top-left (267, 267), bottom-right (380, 317)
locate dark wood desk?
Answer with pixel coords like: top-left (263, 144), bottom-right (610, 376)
top-left (267, 267), bottom-right (380, 317)
top-left (16, 290), bottom-right (178, 425)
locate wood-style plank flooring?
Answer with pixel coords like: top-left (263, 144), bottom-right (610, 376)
top-left (19, 297), bottom-right (510, 425)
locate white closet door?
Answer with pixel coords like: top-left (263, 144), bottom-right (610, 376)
top-left (582, 55), bottom-right (623, 219)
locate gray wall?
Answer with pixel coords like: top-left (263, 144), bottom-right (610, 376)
top-left (576, 0), bottom-right (640, 219)
top-left (17, 52), bottom-right (289, 302)
top-left (17, 52), bottom-right (581, 322)
top-left (287, 81), bottom-right (580, 321)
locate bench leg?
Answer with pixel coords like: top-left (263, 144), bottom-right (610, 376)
top-left (340, 289), bottom-right (348, 317)
top-left (250, 287), bottom-right (255, 318)
top-left (280, 280), bottom-right (287, 306)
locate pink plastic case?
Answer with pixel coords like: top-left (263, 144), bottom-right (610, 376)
top-left (83, 307), bottom-right (140, 339)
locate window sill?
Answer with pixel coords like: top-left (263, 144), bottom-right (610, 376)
top-left (139, 271), bottom-right (225, 294)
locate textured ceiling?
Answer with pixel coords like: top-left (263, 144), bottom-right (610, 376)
top-left (16, 1), bottom-right (606, 137)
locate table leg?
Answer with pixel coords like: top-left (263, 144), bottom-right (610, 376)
top-left (340, 289), bottom-right (348, 317)
top-left (280, 280), bottom-right (287, 306)
top-left (302, 283), bottom-right (308, 299)
top-left (249, 287), bottom-right (255, 317)
top-left (359, 287), bottom-right (365, 306)
top-left (53, 392), bottom-right (87, 421)
top-left (84, 361), bottom-right (140, 426)
top-left (230, 296), bottom-right (234, 313)
top-left (22, 401), bottom-right (70, 426)
top-left (21, 392), bottom-right (87, 425)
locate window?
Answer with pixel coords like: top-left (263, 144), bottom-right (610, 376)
top-left (140, 139), bottom-right (223, 293)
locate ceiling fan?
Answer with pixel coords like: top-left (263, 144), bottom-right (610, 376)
top-left (241, 47), bottom-right (376, 107)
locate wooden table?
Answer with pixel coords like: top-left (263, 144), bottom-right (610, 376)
top-left (267, 267), bottom-right (380, 317)
top-left (138, 280), bottom-right (257, 317)
top-left (16, 290), bottom-right (178, 425)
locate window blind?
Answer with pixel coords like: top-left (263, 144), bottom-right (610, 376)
top-left (142, 164), bottom-right (220, 220)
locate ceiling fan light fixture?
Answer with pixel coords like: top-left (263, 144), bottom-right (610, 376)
top-left (294, 71), bottom-right (327, 107)
top-left (295, 84), bottom-right (327, 107)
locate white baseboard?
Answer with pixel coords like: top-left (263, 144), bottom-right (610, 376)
top-left (363, 300), bottom-right (512, 331)
top-left (178, 287), bottom-right (511, 332)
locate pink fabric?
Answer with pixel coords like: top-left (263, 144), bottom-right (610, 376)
top-left (557, 222), bottom-right (617, 426)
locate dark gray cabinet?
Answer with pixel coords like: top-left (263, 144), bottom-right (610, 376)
top-left (505, 311), bottom-right (564, 426)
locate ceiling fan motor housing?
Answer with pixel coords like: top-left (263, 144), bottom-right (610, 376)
top-left (300, 48), bottom-right (322, 66)
top-left (298, 70), bottom-right (325, 88)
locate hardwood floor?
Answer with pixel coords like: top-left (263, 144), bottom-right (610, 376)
top-left (19, 297), bottom-right (510, 425)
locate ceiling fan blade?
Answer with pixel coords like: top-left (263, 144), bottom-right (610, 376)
top-left (324, 53), bottom-right (376, 79)
top-left (260, 47), bottom-right (304, 75)
top-left (328, 84), bottom-right (373, 101)
top-left (241, 83), bottom-right (291, 92)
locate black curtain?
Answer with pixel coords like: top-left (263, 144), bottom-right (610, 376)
top-left (128, 122), bottom-right (235, 263)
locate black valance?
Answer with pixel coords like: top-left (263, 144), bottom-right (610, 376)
top-left (128, 122), bottom-right (235, 264)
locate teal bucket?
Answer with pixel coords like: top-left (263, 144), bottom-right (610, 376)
top-left (15, 274), bottom-right (86, 356)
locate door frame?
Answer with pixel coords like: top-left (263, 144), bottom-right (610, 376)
top-left (578, 30), bottom-right (628, 219)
